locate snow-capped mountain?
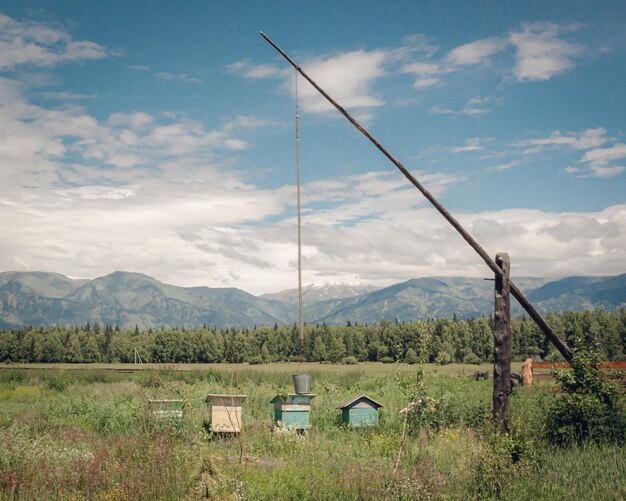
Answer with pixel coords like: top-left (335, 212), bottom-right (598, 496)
top-left (261, 281), bottom-right (380, 304)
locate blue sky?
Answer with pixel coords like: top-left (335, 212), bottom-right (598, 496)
top-left (1, 1), bottom-right (625, 294)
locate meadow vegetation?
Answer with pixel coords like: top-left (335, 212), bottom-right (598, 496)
top-left (0, 362), bottom-right (624, 500)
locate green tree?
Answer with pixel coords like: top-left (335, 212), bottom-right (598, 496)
top-left (64, 332), bottom-right (84, 363)
top-left (80, 333), bottom-right (101, 362)
top-left (404, 347), bottom-right (419, 364)
top-left (312, 335), bottom-right (327, 362)
top-left (261, 343), bottom-right (271, 363)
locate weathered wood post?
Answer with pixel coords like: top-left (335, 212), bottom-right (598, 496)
top-left (493, 252), bottom-right (511, 433)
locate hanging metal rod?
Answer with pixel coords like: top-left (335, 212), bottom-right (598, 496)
top-left (259, 31), bottom-right (572, 363)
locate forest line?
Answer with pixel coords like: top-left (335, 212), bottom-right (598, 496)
top-left (1, 308), bottom-right (624, 365)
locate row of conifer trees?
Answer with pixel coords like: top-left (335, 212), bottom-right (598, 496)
top-left (1, 308), bottom-right (624, 364)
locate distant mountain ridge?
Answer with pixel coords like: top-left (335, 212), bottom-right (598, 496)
top-left (0, 271), bottom-right (624, 329)
top-left (0, 271), bottom-right (293, 329)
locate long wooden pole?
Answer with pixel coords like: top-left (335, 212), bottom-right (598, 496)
top-left (260, 31), bottom-right (573, 363)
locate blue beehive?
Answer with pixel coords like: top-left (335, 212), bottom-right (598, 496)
top-left (271, 393), bottom-right (315, 430)
top-left (338, 394), bottom-right (383, 428)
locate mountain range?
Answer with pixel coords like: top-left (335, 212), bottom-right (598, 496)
top-left (0, 271), bottom-right (624, 329)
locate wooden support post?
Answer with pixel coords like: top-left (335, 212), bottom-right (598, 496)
top-left (493, 252), bottom-right (511, 433)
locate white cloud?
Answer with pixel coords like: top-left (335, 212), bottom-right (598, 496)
top-left (38, 91), bottom-right (98, 101)
top-left (402, 61), bottom-right (445, 89)
top-left (401, 34), bottom-right (439, 58)
top-left (3, 131), bottom-right (625, 293)
top-left (223, 115), bottom-right (278, 131)
top-left (430, 96), bottom-right (492, 116)
top-left (509, 22), bottom-right (582, 81)
top-left (290, 49), bottom-right (390, 114)
top-left (413, 77), bottom-right (440, 89)
top-left (231, 20), bottom-right (588, 126)
top-left (513, 128), bottom-right (624, 178)
top-left (581, 142), bottom-right (626, 165)
top-left (452, 138), bottom-right (484, 153)
top-left (404, 36), bottom-right (507, 91)
top-left (108, 111), bottom-right (153, 129)
top-left (402, 61), bottom-right (440, 75)
top-left (232, 47), bottom-right (402, 116)
top-left (1, 16), bottom-right (621, 295)
top-left (488, 161), bottom-right (520, 172)
top-left (226, 61), bottom-right (287, 79)
top-left (563, 166), bottom-right (580, 174)
top-left (155, 72), bottom-right (202, 84)
top-left (446, 37), bottom-right (506, 65)
top-left (514, 127), bottom-right (608, 153)
top-left (401, 21), bottom-right (584, 95)
top-left (580, 143), bottom-right (626, 177)
top-left (0, 13), bottom-right (108, 69)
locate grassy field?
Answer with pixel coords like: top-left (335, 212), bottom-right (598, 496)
top-left (0, 361), bottom-right (518, 373)
top-left (0, 362), bottom-right (624, 500)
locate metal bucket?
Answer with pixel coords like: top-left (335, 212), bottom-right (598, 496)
top-left (292, 373), bottom-right (313, 394)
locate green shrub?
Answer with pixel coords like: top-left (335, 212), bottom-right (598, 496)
top-left (466, 433), bottom-right (537, 499)
top-left (462, 352), bottom-right (481, 365)
top-left (341, 356), bottom-right (358, 365)
top-left (248, 356), bottom-right (263, 365)
top-left (545, 349), bottom-right (626, 447)
top-left (0, 370), bottom-right (26, 383)
top-left (45, 373), bottom-right (70, 392)
top-left (404, 348), bottom-right (419, 365)
top-left (435, 351), bottom-right (452, 365)
top-left (379, 356), bottom-right (394, 364)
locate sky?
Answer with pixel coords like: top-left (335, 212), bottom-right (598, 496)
top-left (0, 0), bottom-right (625, 295)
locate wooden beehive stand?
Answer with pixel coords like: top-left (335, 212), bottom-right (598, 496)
top-left (205, 394), bottom-right (247, 434)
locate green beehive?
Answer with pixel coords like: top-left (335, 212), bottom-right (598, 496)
top-left (271, 393), bottom-right (315, 430)
top-left (338, 394), bottom-right (383, 428)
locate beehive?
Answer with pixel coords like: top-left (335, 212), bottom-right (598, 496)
top-left (148, 399), bottom-right (184, 424)
top-left (205, 394), bottom-right (246, 433)
top-left (338, 394), bottom-right (383, 428)
top-left (271, 393), bottom-right (315, 430)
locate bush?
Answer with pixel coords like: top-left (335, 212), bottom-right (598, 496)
top-left (379, 357), bottom-right (394, 364)
top-left (467, 433), bottom-right (537, 499)
top-left (44, 373), bottom-right (70, 392)
top-left (0, 370), bottom-right (26, 383)
top-left (404, 348), bottom-right (419, 365)
top-left (341, 356), bottom-right (358, 365)
top-left (248, 356), bottom-right (263, 365)
top-left (463, 352), bottom-right (481, 365)
top-left (545, 349), bottom-right (626, 447)
top-left (435, 351), bottom-right (452, 365)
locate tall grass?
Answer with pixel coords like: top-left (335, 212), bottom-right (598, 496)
top-left (0, 364), bottom-right (623, 500)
